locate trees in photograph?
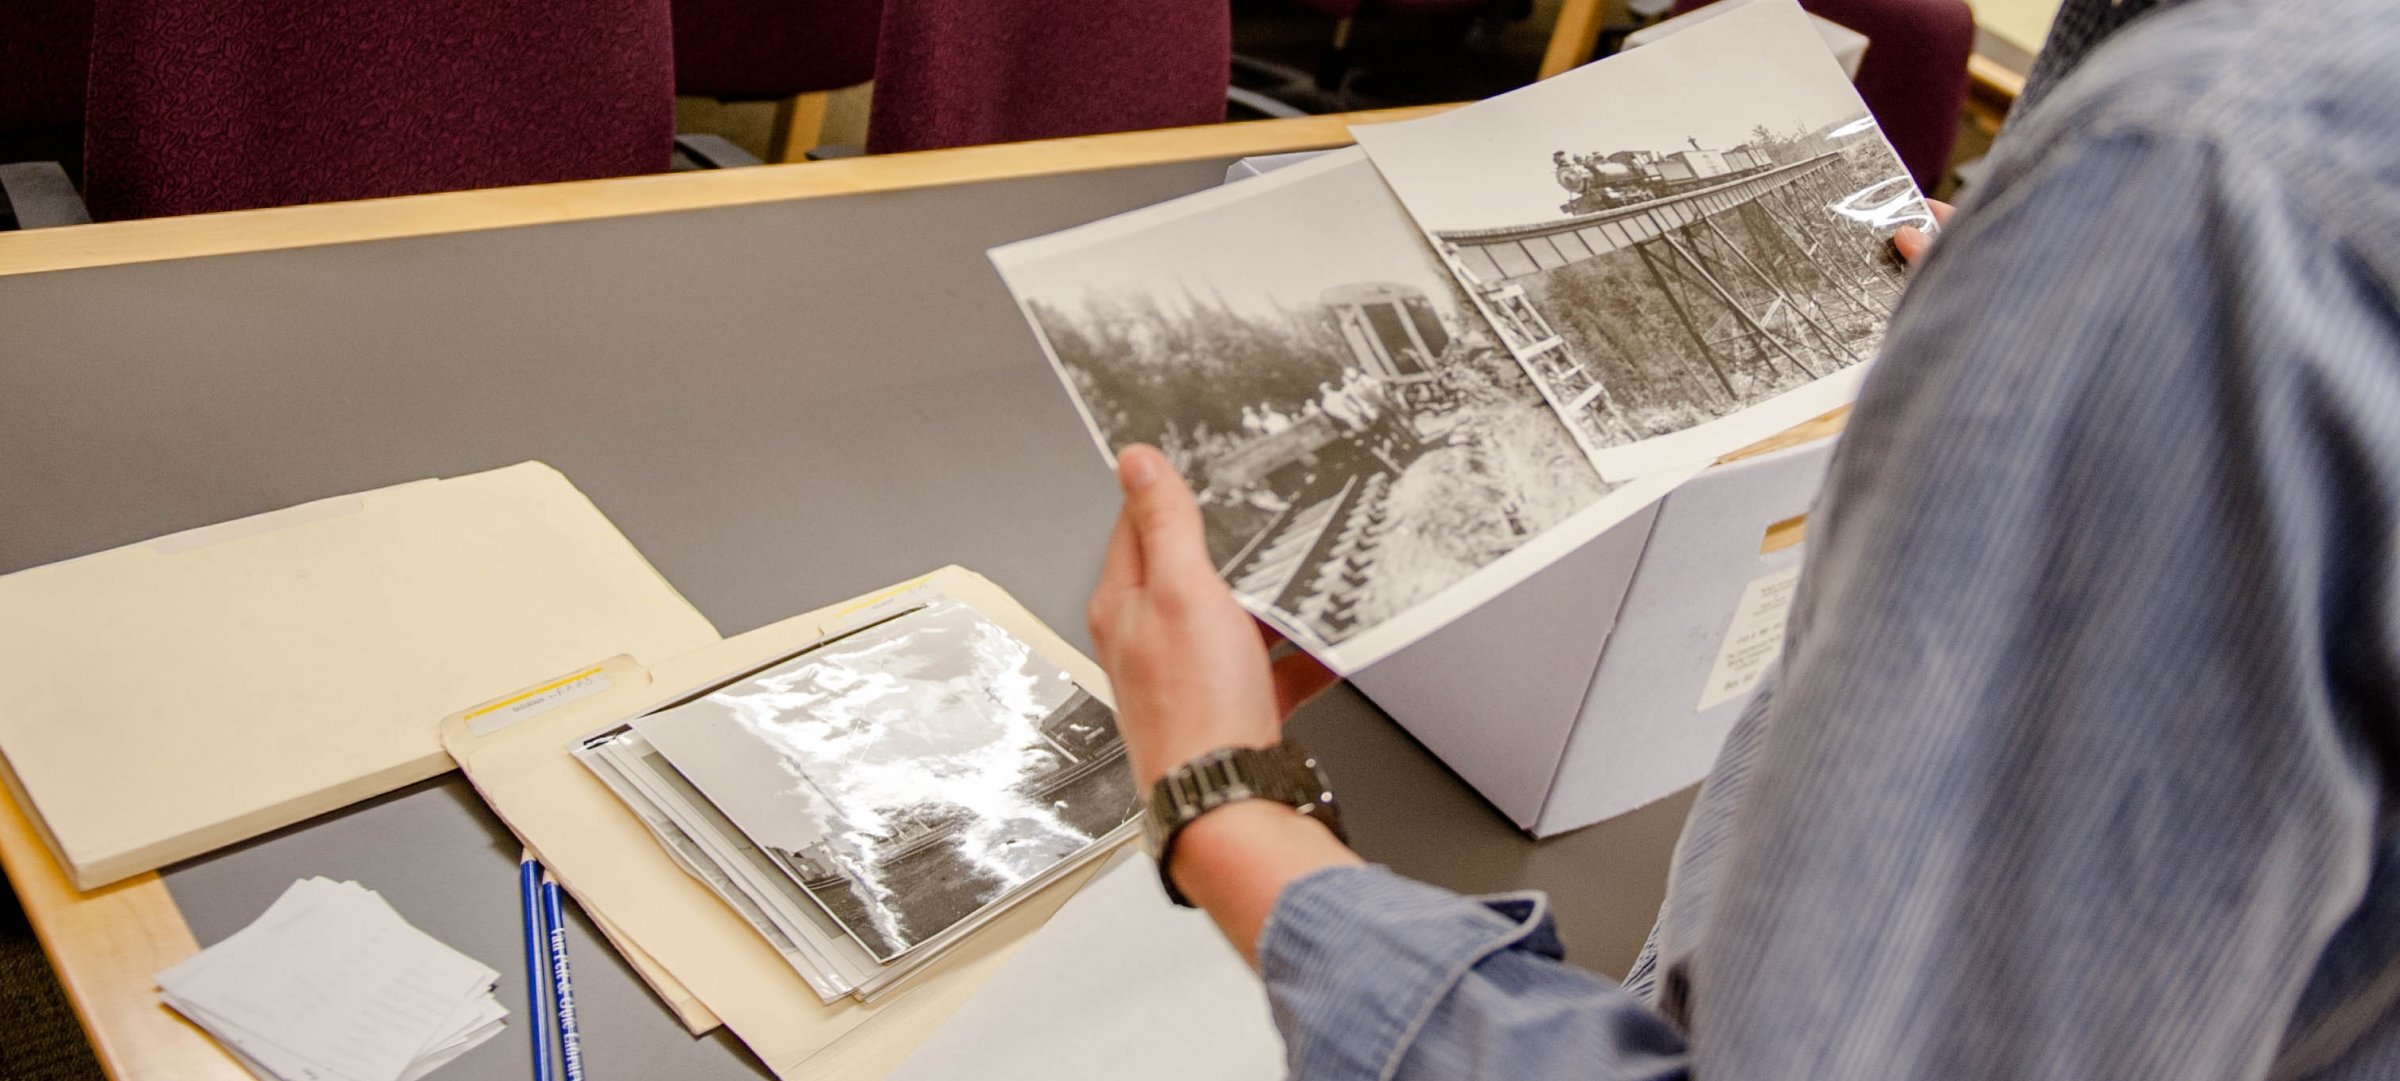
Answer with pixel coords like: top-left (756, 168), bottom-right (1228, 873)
top-left (1030, 292), bottom-right (1366, 565)
top-left (1029, 294), bottom-right (1348, 470)
top-left (1522, 139), bottom-right (1908, 440)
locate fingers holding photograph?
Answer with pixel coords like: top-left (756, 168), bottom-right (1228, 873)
top-left (1354, 0), bottom-right (1927, 480)
top-left (992, 150), bottom-right (1664, 672)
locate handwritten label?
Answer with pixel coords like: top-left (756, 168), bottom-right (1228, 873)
top-left (1696, 565), bottom-right (1802, 712)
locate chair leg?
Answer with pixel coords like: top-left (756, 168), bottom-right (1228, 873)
top-left (1539, 0), bottom-right (1611, 78)
top-left (769, 92), bottom-right (830, 163)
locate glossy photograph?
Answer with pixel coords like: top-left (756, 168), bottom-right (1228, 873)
top-left (1352, 0), bottom-right (1928, 480)
top-left (631, 597), bottom-right (1138, 962)
top-left (992, 150), bottom-right (1690, 672)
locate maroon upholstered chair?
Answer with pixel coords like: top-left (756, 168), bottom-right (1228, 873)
top-left (82, 0), bottom-right (677, 220)
top-left (865, 0), bottom-right (1230, 155)
top-left (672, 0), bottom-right (880, 159)
top-left (1674, 0), bottom-right (1972, 193)
top-left (0, 0), bottom-right (93, 175)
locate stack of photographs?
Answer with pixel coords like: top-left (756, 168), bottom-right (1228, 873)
top-left (576, 591), bottom-right (1140, 1003)
top-left (989, 0), bottom-right (1927, 674)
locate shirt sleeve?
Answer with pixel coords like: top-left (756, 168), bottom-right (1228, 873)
top-left (1695, 117), bottom-right (2400, 1080)
top-left (1258, 865), bottom-right (1689, 1081)
top-left (1257, 115), bottom-right (2400, 1081)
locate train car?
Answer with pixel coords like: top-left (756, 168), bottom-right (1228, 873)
top-left (1657, 149), bottom-right (1732, 183)
top-left (1559, 143), bottom-right (1781, 214)
top-left (1320, 282), bottom-right (1449, 384)
top-left (1200, 282), bottom-right (1455, 499)
top-left (1203, 412), bottom-right (1341, 497)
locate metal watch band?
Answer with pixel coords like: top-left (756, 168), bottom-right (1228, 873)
top-left (1142, 740), bottom-right (1343, 907)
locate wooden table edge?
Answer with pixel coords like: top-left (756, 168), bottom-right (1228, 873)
top-left (0, 764), bottom-right (249, 1080)
top-left (0, 106), bottom-right (1455, 279)
top-left (1966, 53), bottom-right (2030, 133)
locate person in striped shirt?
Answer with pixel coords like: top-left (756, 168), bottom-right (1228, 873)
top-left (1085, 1), bottom-right (2400, 1077)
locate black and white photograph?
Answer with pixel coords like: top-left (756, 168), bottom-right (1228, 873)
top-left (1352, 0), bottom-right (1930, 481)
top-left (629, 597), bottom-right (1138, 963)
top-left (991, 150), bottom-right (1692, 672)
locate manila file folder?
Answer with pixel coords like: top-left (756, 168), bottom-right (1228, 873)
top-left (441, 567), bottom-right (1117, 1079)
top-left (0, 462), bottom-right (720, 890)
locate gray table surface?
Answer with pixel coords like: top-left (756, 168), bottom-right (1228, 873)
top-left (0, 158), bottom-right (1694, 1080)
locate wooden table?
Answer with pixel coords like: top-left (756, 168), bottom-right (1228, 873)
top-left (1972, 0), bottom-right (2063, 74)
top-left (0, 109), bottom-right (1463, 1080)
top-left (0, 90), bottom-right (1855, 1079)
top-left (10, 99), bottom-right (1828, 1081)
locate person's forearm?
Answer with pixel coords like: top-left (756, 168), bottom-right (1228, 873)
top-left (1168, 800), bottom-right (1364, 964)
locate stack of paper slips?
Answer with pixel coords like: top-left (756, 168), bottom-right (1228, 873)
top-left (157, 877), bottom-right (507, 1081)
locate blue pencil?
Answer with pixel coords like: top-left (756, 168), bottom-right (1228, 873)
top-left (540, 870), bottom-right (586, 1081)
top-left (518, 854), bottom-right (555, 1081)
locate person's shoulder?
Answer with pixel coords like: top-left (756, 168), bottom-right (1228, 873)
top-left (1994, 0), bottom-right (2400, 258)
top-left (2024, 0), bottom-right (2397, 140)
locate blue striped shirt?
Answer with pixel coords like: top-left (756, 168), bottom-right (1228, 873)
top-left (1254, 1), bottom-right (2400, 1077)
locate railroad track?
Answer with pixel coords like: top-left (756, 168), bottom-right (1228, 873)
top-left (1223, 469), bottom-right (1397, 638)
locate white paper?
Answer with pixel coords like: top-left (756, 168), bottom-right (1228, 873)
top-left (887, 850), bottom-right (1284, 1081)
top-left (1352, 0), bottom-right (1925, 481)
top-left (157, 878), bottom-right (506, 1081)
top-left (1696, 564), bottom-right (1803, 710)
top-left (992, 148), bottom-right (1693, 674)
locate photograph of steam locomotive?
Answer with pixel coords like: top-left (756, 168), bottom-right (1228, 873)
top-left (992, 150), bottom-right (1678, 670)
top-left (1353, 0), bottom-right (1931, 479)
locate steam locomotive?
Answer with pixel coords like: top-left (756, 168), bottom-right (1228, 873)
top-left (1554, 142), bottom-right (1776, 215)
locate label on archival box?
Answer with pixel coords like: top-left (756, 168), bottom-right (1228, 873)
top-left (1696, 565), bottom-right (1802, 712)
top-left (466, 667), bottom-right (614, 736)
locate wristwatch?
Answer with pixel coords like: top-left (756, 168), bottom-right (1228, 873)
top-left (1140, 739), bottom-right (1344, 907)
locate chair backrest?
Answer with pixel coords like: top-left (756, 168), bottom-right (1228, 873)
top-left (866, 0), bottom-right (1230, 154)
top-left (0, 0), bottom-right (93, 168)
top-left (83, 0), bottom-right (676, 220)
top-left (672, 0), bottom-right (881, 100)
top-left (1672, 0), bottom-right (1971, 193)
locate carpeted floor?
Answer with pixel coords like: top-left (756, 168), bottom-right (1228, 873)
top-left (1, 872), bottom-right (105, 1081)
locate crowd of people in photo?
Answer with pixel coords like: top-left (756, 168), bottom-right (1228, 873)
top-left (1183, 363), bottom-right (1432, 518)
top-left (1275, 364), bottom-right (1423, 468)
top-left (1236, 364), bottom-right (1392, 440)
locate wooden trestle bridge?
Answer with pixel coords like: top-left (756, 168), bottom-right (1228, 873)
top-left (1436, 152), bottom-right (1903, 441)
top-left (1211, 154), bottom-right (1909, 645)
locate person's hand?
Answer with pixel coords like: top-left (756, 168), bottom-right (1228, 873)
top-left (1088, 446), bottom-right (1362, 960)
top-left (1892, 198), bottom-right (1956, 264)
top-left (1087, 445), bottom-right (1340, 787)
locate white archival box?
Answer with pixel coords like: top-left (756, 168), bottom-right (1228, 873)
top-left (1350, 437), bottom-right (1834, 836)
